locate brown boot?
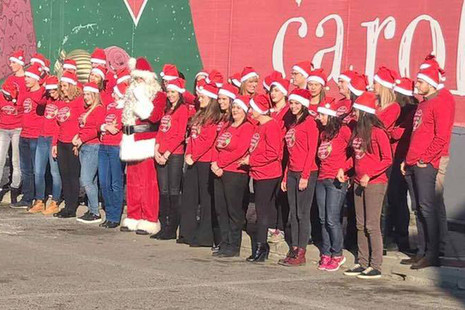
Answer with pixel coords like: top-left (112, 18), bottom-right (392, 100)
top-left (283, 248), bottom-right (306, 266)
top-left (42, 200), bottom-right (60, 215)
top-left (28, 200), bottom-right (45, 214)
top-left (278, 246), bottom-right (297, 266)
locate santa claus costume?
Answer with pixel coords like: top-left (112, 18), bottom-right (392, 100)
top-left (119, 57), bottom-right (164, 235)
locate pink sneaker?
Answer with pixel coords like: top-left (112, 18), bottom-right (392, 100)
top-left (318, 255), bottom-right (332, 270)
top-left (325, 255), bottom-right (346, 272)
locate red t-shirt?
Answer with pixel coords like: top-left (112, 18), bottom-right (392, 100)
top-left (40, 98), bottom-right (60, 137)
top-left (317, 125), bottom-right (352, 180)
top-left (100, 101), bottom-right (124, 146)
top-left (78, 104), bottom-right (105, 144)
top-left (54, 96), bottom-right (85, 145)
top-left (352, 127), bottom-right (392, 184)
top-left (156, 104), bottom-right (188, 155)
top-left (19, 87), bottom-right (45, 139)
top-left (5, 75), bottom-right (27, 95)
top-left (377, 102), bottom-right (401, 136)
top-left (186, 122), bottom-right (218, 163)
top-left (0, 96), bottom-right (22, 129)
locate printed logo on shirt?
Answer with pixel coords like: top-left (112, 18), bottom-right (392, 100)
top-left (191, 124), bottom-right (201, 139)
top-left (105, 114), bottom-right (117, 124)
top-left (216, 131), bottom-right (232, 149)
top-left (44, 104), bottom-right (58, 119)
top-left (107, 102), bottom-right (117, 110)
top-left (308, 109), bottom-right (318, 118)
top-left (57, 107), bottom-right (71, 122)
top-left (217, 121), bottom-right (225, 132)
top-left (23, 98), bottom-right (33, 113)
top-left (413, 109), bottom-right (423, 131)
top-left (285, 128), bottom-right (296, 148)
top-left (1, 105), bottom-right (18, 116)
top-left (160, 115), bottom-right (172, 133)
top-left (249, 132), bottom-right (260, 153)
top-left (352, 137), bottom-right (365, 159)
top-left (318, 140), bottom-right (333, 160)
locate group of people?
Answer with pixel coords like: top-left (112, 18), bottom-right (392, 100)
top-left (0, 47), bottom-right (455, 280)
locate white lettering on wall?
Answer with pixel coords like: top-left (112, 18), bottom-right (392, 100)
top-left (452, 0), bottom-right (465, 95)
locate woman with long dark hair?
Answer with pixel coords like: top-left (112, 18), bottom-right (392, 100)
top-left (315, 98), bottom-right (352, 271)
top-left (179, 83), bottom-right (221, 247)
top-left (239, 94), bottom-right (282, 262)
top-left (306, 68), bottom-right (331, 118)
top-left (279, 89), bottom-right (318, 266)
top-left (344, 92), bottom-right (392, 279)
top-left (152, 78), bottom-right (189, 239)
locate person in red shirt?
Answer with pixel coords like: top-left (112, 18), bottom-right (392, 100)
top-left (72, 82), bottom-right (105, 224)
top-left (239, 67), bottom-right (259, 98)
top-left (90, 47), bottom-right (116, 96)
top-left (13, 64), bottom-right (45, 209)
top-left (151, 78), bottom-right (189, 239)
top-left (314, 99), bottom-right (352, 272)
top-left (0, 82), bottom-right (22, 204)
top-left (211, 95), bottom-right (254, 257)
top-left (53, 72), bottom-right (84, 218)
top-left (5, 50), bottom-right (27, 95)
top-left (307, 68), bottom-right (333, 119)
top-left (336, 66), bottom-right (356, 117)
top-left (373, 66), bottom-right (401, 137)
top-left (179, 83), bottom-right (221, 247)
top-left (278, 89), bottom-right (318, 267)
top-left (344, 92), bottom-right (392, 279)
top-left (290, 61), bottom-right (313, 90)
top-left (217, 83), bottom-right (236, 134)
top-left (89, 65), bottom-right (112, 104)
top-left (97, 83), bottom-right (127, 229)
top-left (401, 66), bottom-right (454, 269)
top-left (238, 94), bottom-right (282, 262)
top-left (28, 76), bottom-right (62, 215)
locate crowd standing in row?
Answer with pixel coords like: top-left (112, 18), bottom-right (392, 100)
top-left (0, 48), bottom-right (455, 279)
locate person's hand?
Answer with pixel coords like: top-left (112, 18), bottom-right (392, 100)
top-left (211, 162), bottom-right (219, 173)
top-left (72, 146), bottom-right (79, 156)
top-left (299, 178), bottom-right (308, 191)
top-left (52, 146), bottom-right (58, 158)
top-left (71, 134), bottom-right (79, 146)
top-left (336, 168), bottom-right (345, 183)
top-left (238, 155), bottom-right (249, 166)
top-left (400, 161), bottom-right (406, 176)
top-left (214, 168), bottom-right (223, 177)
top-left (360, 174), bottom-right (370, 187)
top-left (155, 153), bottom-right (166, 165)
top-left (185, 154), bottom-right (194, 166)
top-left (281, 181), bottom-right (287, 192)
top-left (416, 161), bottom-right (427, 168)
top-left (105, 124), bottom-right (119, 135)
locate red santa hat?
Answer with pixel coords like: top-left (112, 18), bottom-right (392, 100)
top-left (270, 77), bottom-right (290, 96)
top-left (263, 71), bottom-right (284, 92)
top-left (30, 53), bottom-right (47, 67)
top-left (240, 66), bottom-right (259, 83)
top-left (166, 78), bottom-right (186, 94)
top-left (419, 53), bottom-right (446, 89)
top-left (43, 59), bottom-right (51, 72)
top-left (91, 65), bottom-right (107, 79)
top-left (339, 65), bottom-right (356, 82)
top-left (195, 69), bottom-right (209, 79)
top-left (417, 66), bottom-right (443, 89)
top-left (348, 73), bottom-right (369, 96)
top-left (113, 83), bottom-right (128, 99)
top-left (1, 82), bottom-right (19, 102)
top-left (160, 64), bottom-right (179, 81)
top-left (393, 77), bottom-right (414, 96)
top-left (353, 91), bottom-right (377, 114)
top-left (205, 69), bottom-right (224, 88)
top-left (218, 84), bottom-right (238, 100)
top-left (128, 57), bottom-right (158, 81)
top-left (25, 64), bottom-right (42, 81)
top-left (307, 68), bottom-right (328, 86)
top-left (196, 79), bottom-right (206, 93)
top-left (292, 61), bottom-right (314, 78)
top-left (374, 66), bottom-right (399, 89)
top-left (317, 97), bottom-right (338, 117)
top-left (233, 95), bottom-right (250, 113)
top-left (44, 75), bottom-right (59, 90)
top-left (61, 71), bottom-right (78, 85)
top-left (83, 82), bottom-right (100, 93)
top-left (288, 88), bottom-right (311, 108)
top-left (91, 48), bottom-right (107, 65)
top-left (115, 68), bottom-right (131, 84)
top-left (250, 94), bottom-right (271, 115)
top-left (198, 83), bottom-right (219, 99)
top-left (63, 59), bottom-right (77, 71)
top-left (9, 50), bottom-right (25, 66)
top-left (228, 73), bottom-right (242, 88)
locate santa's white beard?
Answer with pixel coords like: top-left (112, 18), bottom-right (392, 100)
top-left (122, 77), bottom-right (161, 126)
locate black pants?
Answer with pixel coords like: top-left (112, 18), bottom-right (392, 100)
top-left (57, 142), bottom-right (80, 214)
top-left (179, 161), bottom-right (214, 246)
top-left (214, 171), bottom-right (248, 252)
top-left (157, 154), bottom-right (184, 236)
top-left (250, 177), bottom-right (280, 243)
top-left (406, 164), bottom-right (439, 261)
top-left (287, 171), bottom-right (318, 248)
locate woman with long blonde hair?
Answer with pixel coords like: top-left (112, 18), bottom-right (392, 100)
top-left (239, 67), bottom-right (259, 98)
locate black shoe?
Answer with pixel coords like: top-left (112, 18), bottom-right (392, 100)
top-left (150, 230), bottom-right (164, 239)
top-left (400, 255), bottom-right (422, 265)
top-left (135, 229), bottom-right (150, 235)
top-left (158, 233), bottom-right (177, 240)
top-left (357, 267), bottom-right (382, 279)
top-left (344, 264), bottom-right (366, 276)
top-left (246, 242), bottom-right (269, 263)
top-left (76, 211), bottom-right (102, 224)
top-left (10, 199), bottom-right (31, 209)
top-left (176, 237), bottom-right (189, 244)
top-left (217, 249), bottom-right (240, 258)
top-left (54, 209), bottom-right (76, 218)
top-left (10, 187), bottom-right (20, 205)
top-left (410, 257), bottom-right (440, 270)
top-left (120, 226), bottom-right (132, 232)
top-left (105, 221), bottom-right (120, 229)
top-left (189, 242), bottom-right (211, 248)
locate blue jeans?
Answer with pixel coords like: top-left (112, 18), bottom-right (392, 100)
top-left (34, 136), bottom-right (62, 201)
top-left (316, 179), bottom-right (348, 256)
top-left (79, 144), bottom-right (100, 215)
top-left (19, 137), bottom-right (38, 202)
top-left (98, 145), bottom-right (124, 223)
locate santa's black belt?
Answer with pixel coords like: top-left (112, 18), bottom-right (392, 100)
top-left (123, 124), bottom-right (156, 135)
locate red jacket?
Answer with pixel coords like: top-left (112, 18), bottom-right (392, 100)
top-left (248, 119), bottom-right (283, 180)
top-left (19, 87), bottom-right (45, 138)
top-left (78, 104), bottom-right (105, 144)
top-left (213, 121), bottom-right (254, 173)
top-left (352, 127), bottom-right (392, 184)
top-left (186, 121), bottom-right (218, 163)
top-left (0, 96), bottom-right (22, 129)
top-left (377, 102), bottom-right (400, 136)
top-left (284, 116), bottom-right (319, 180)
top-left (40, 97), bottom-right (60, 137)
top-left (156, 104), bottom-right (188, 155)
top-left (54, 97), bottom-right (85, 145)
top-left (100, 100), bottom-right (124, 146)
top-left (406, 92), bottom-right (454, 168)
top-left (317, 125), bottom-right (352, 180)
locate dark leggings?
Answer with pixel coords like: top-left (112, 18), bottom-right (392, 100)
top-left (252, 177), bottom-right (280, 243)
top-left (57, 142), bottom-right (80, 214)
